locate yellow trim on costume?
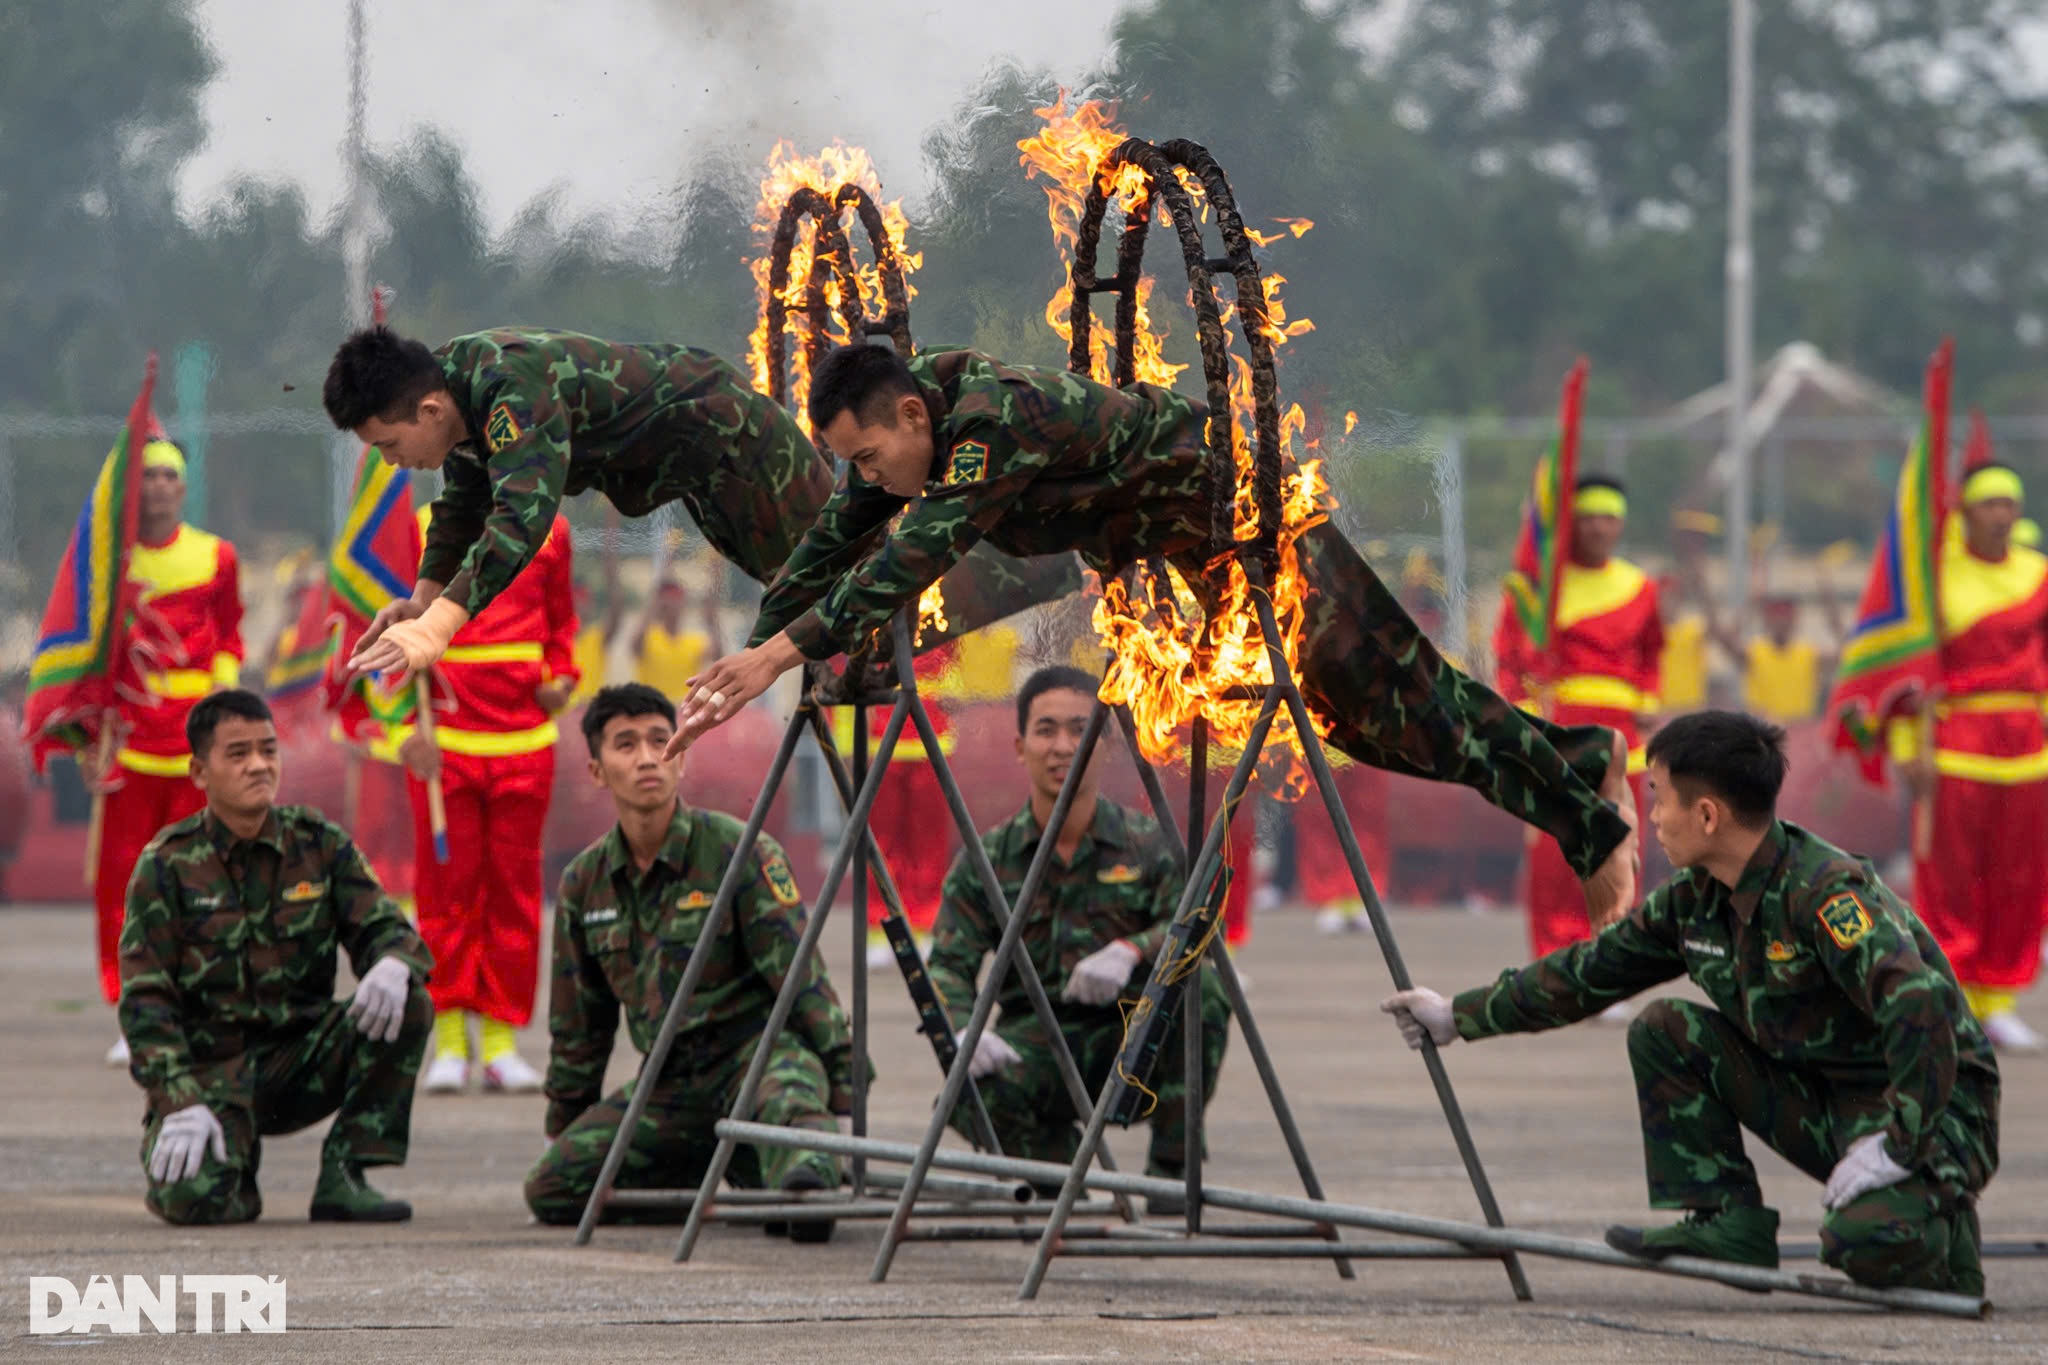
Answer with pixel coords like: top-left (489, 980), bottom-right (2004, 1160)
top-left (1574, 486), bottom-right (1627, 519)
top-left (128, 526), bottom-right (221, 598)
top-left (142, 440), bottom-right (186, 475)
top-left (1935, 691), bottom-right (2042, 716)
top-left (1962, 466), bottom-right (2024, 507)
top-left (1627, 745), bottom-right (1648, 775)
top-left (1551, 673), bottom-right (1656, 713)
top-left (428, 721), bottom-right (560, 757)
top-left (210, 652), bottom-right (240, 687)
top-left (117, 748), bottom-right (192, 777)
top-left (1932, 746), bottom-right (2048, 784)
top-left (145, 667), bottom-right (216, 699)
top-left (1940, 535), bottom-right (2048, 638)
top-left (1962, 985), bottom-right (2018, 1019)
top-left (441, 641), bottom-right (545, 665)
top-left (1552, 558), bottom-right (1649, 630)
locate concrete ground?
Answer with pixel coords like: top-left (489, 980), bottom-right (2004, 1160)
top-left (3, 901), bottom-right (2043, 1362)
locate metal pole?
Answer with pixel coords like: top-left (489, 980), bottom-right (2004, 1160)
top-left (570, 707), bottom-right (810, 1245)
top-left (850, 704), bottom-right (870, 1197)
top-left (1433, 427), bottom-right (1469, 662)
top-left (1184, 716), bottom-right (1208, 1235)
top-left (1019, 691), bottom-right (1284, 1300)
top-left (671, 693), bottom-right (915, 1262)
top-left (720, 1121), bottom-right (1990, 1320)
top-left (1723, 0), bottom-right (1756, 615)
top-left (337, 0), bottom-right (373, 537)
top-left (1249, 582), bottom-right (1532, 1301)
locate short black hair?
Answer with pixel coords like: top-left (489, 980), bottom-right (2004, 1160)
top-left (582, 683), bottom-right (676, 756)
top-left (807, 343), bottom-right (919, 434)
top-left (1016, 665), bottom-right (1099, 735)
top-left (323, 326), bottom-right (449, 430)
top-left (186, 689), bottom-right (274, 759)
top-left (1576, 472), bottom-right (1626, 495)
top-left (1644, 710), bottom-right (1787, 825)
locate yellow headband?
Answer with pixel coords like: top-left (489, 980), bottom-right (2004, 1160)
top-left (142, 440), bottom-right (186, 476)
top-left (1574, 486), bottom-right (1627, 520)
top-left (1962, 466), bottom-right (2023, 508)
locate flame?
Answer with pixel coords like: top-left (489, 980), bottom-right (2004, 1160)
top-left (743, 141), bottom-right (922, 434)
top-left (741, 141), bottom-right (944, 641)
top-left (1343, 410), bottom-right (1359, 437)
top-left (1019, 96), bottom-right (1338, 795)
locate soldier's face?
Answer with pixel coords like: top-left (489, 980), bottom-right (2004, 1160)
top-left (358, 393), bottom-right (464, 472)
top-left (590, 712), bottom-right (682, 812)
top-left (821, 394), bottom-right (935, 497)
top-left (191, 716), bottom-right (281, 818)
top-left (1646, 762), bottom-right (1714, 868)
top-left (1016, 688), bottom-right (1098, 808)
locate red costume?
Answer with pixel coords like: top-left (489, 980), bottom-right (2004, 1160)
top-left (95, 525), bottom-right (243, 1002)
top-left (1494, 557), bottom-right (1661, 956)
top-left (404, 516), bottom-right (579, 1027)
top-left (1894, 531), bottom-right (2048, 995)
top-left (847, 645), bottom-right (957, 936)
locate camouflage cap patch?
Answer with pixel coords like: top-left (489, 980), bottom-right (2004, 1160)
top-left (945, 439), bottom-right (988, 486)
top-left (1764, 939), bottom-right (1798, 963)
top-left (281, 880), bottom-right (326, 903)
top-left (763, 855), bottom-right (802, 907)
top-left (485, 402), bottom-right (524, 454)
top-left (677, 890), bottom-right (713, 911)
top-left (1819, 892), bottom-right (1873, 950)
top-left (1096, 864), bottom-right (1142, 885)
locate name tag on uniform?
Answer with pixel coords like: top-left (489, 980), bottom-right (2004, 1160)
top-left (677, 891), bottom-right (713, 911)
top-left (1682, 937), bottom-right (1727, 959)
top-left (584, 908), bottom-right (620, 926)
top-left (1097, 864), bottom-right (1142, 885)
top-left (281, 880), bottom-right (326, 903)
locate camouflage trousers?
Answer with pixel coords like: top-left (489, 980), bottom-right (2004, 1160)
top-left (1629, 998), bottom-right (1996, 1292)
top-left (1256, 520), bottom-right (1628, 880)
top-left (139, 985), bottom-right (433, 1226)
top-left (524, 1031), bottom-right (840, 1225)
top-left (948, 967), bottom-right (1230, 1177)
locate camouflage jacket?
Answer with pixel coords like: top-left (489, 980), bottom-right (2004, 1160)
top-left (1453, 820), bottom-right (2000, 1169)
top-left (927, 797), bottom-right (1184, 1025)
top-left (544, 801), bottom-right (853, 1136)
top-left (424, 329), bottom-right (828, 615)
top-left (117, 805), bottom-right (432, 1116)
top-left (750, 348), bottom-right (1211, 658)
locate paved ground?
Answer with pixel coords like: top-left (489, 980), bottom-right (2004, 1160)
top-left (3, 901), bottom-right (2043, 1362)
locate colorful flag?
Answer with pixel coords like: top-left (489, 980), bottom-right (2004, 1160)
top-left (1502, 358), bottom-right (1589, 654)
top-left (323, 449), bottom-right (423, 739)
top-left (20, 357), bottom-right (164, 770)
top-left (264, 556), bottom-right (335, 698)
top-left (1826, 339), bottom-right (1953, 782)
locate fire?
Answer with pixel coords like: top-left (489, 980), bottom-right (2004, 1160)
top-left (1018, 96), bottom-right (1339, 794)
top-left (743, 141), bottom-right (922, 434)
top-left (741, 141), bottom-right (945, 645)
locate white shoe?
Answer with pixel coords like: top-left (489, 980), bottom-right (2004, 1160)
top-left (105, 1035), bottom-right (130, 1067)
top-left (1315, 906), bottom-right (1366, 935)
top-left (481, 1053), bottom-right (544, 1093)
top-left (1983, 1012), bottom-right (2046, 1054)
top-left (422, 1053), bottom-right (469, 1093)
top-left (866, 941), bottom-right (897, 970)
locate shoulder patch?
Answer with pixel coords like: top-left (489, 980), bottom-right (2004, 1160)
top-left (762, 855), bottom-right (802, 907)
top-left (1097, 863), bottom-right (1143, 885)
top-left (485, 402), bottom-right (524, 454)
top-left (281, 880), bottom-right (326, 903)
top-left (1818, 892), bottom-right (1874, 950)
top-left (945, 438), bottom-right (989, 485)
top-left (677, 890), bottom-right (714, 911)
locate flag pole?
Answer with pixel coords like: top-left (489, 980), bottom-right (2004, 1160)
top-left (413, 675), bottom-right (450, 864)
top-left (81, 720), bottom-right (118, 886)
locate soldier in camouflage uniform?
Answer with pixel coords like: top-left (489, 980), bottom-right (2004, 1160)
top-left (524, 684), bottom-right (852, 1240)
top-left (676, 344), bottom-right (1639, 922)
top-left (1384, 711), bottom-right (1997, 1296)
top-left (927, 667), bottom-right (1228, 1215)
top-left (321, 327), bottom-right (1077, 684)
top-left (118, 690), bottom-right (434, 1225)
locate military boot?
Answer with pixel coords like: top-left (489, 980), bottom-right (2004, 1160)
top-left (1947, 1201), bottom-right (1985, 1298)
top-left (310, 1162), bottom-right (413, 1223)
top-left (1606, 1204), bottom-right (1779, 1268)
top-left (779, 1164), bottom-right (838, 1245)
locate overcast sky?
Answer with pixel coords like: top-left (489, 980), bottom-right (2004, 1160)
top-left (178, 0), bottom-right (1121, 234)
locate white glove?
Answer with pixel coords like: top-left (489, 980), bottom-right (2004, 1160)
top-left (1822, 1131), bottom-right (1911, 1210)
top-left (957, 1029), bottom-right (1021, 1080)
top-left (1380, 987), bottom-right (1458, 1051)
top-left (149, 1104), bottom-right (226, 1184)
top-left (1062, 939), bottom-right (1142, 1007)
top-left (346, 955), bottom-right (413, 1043)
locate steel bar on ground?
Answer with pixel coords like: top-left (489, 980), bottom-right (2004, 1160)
top-left (1055, 1241), bottom-right (1494, 1260)
top-left (851, 703), bottom-right (869, 1196)
top-left (720, 1121), bottom-right (1990, 1320)
top-left (1019, 689), bottom-right (1284, 1301)
top-left (1248, 579), bottom-right (1533, 1302)
top-left (571, 705), bottom-right (810, 1246)
top-left (708, 1200), bottom-right (1118, 1223)
top-left (869, 689), bottom-right (1135, 1284)
top-left (672, 693), bottom-right (914, 1263)
top-left (1184, 715), bottom-right (1207, 1237)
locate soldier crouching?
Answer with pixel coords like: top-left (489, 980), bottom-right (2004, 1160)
top-left (117, 689), bottom-right (434, 1225)
top-left (524, 685), bottom-right (853, 1241)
